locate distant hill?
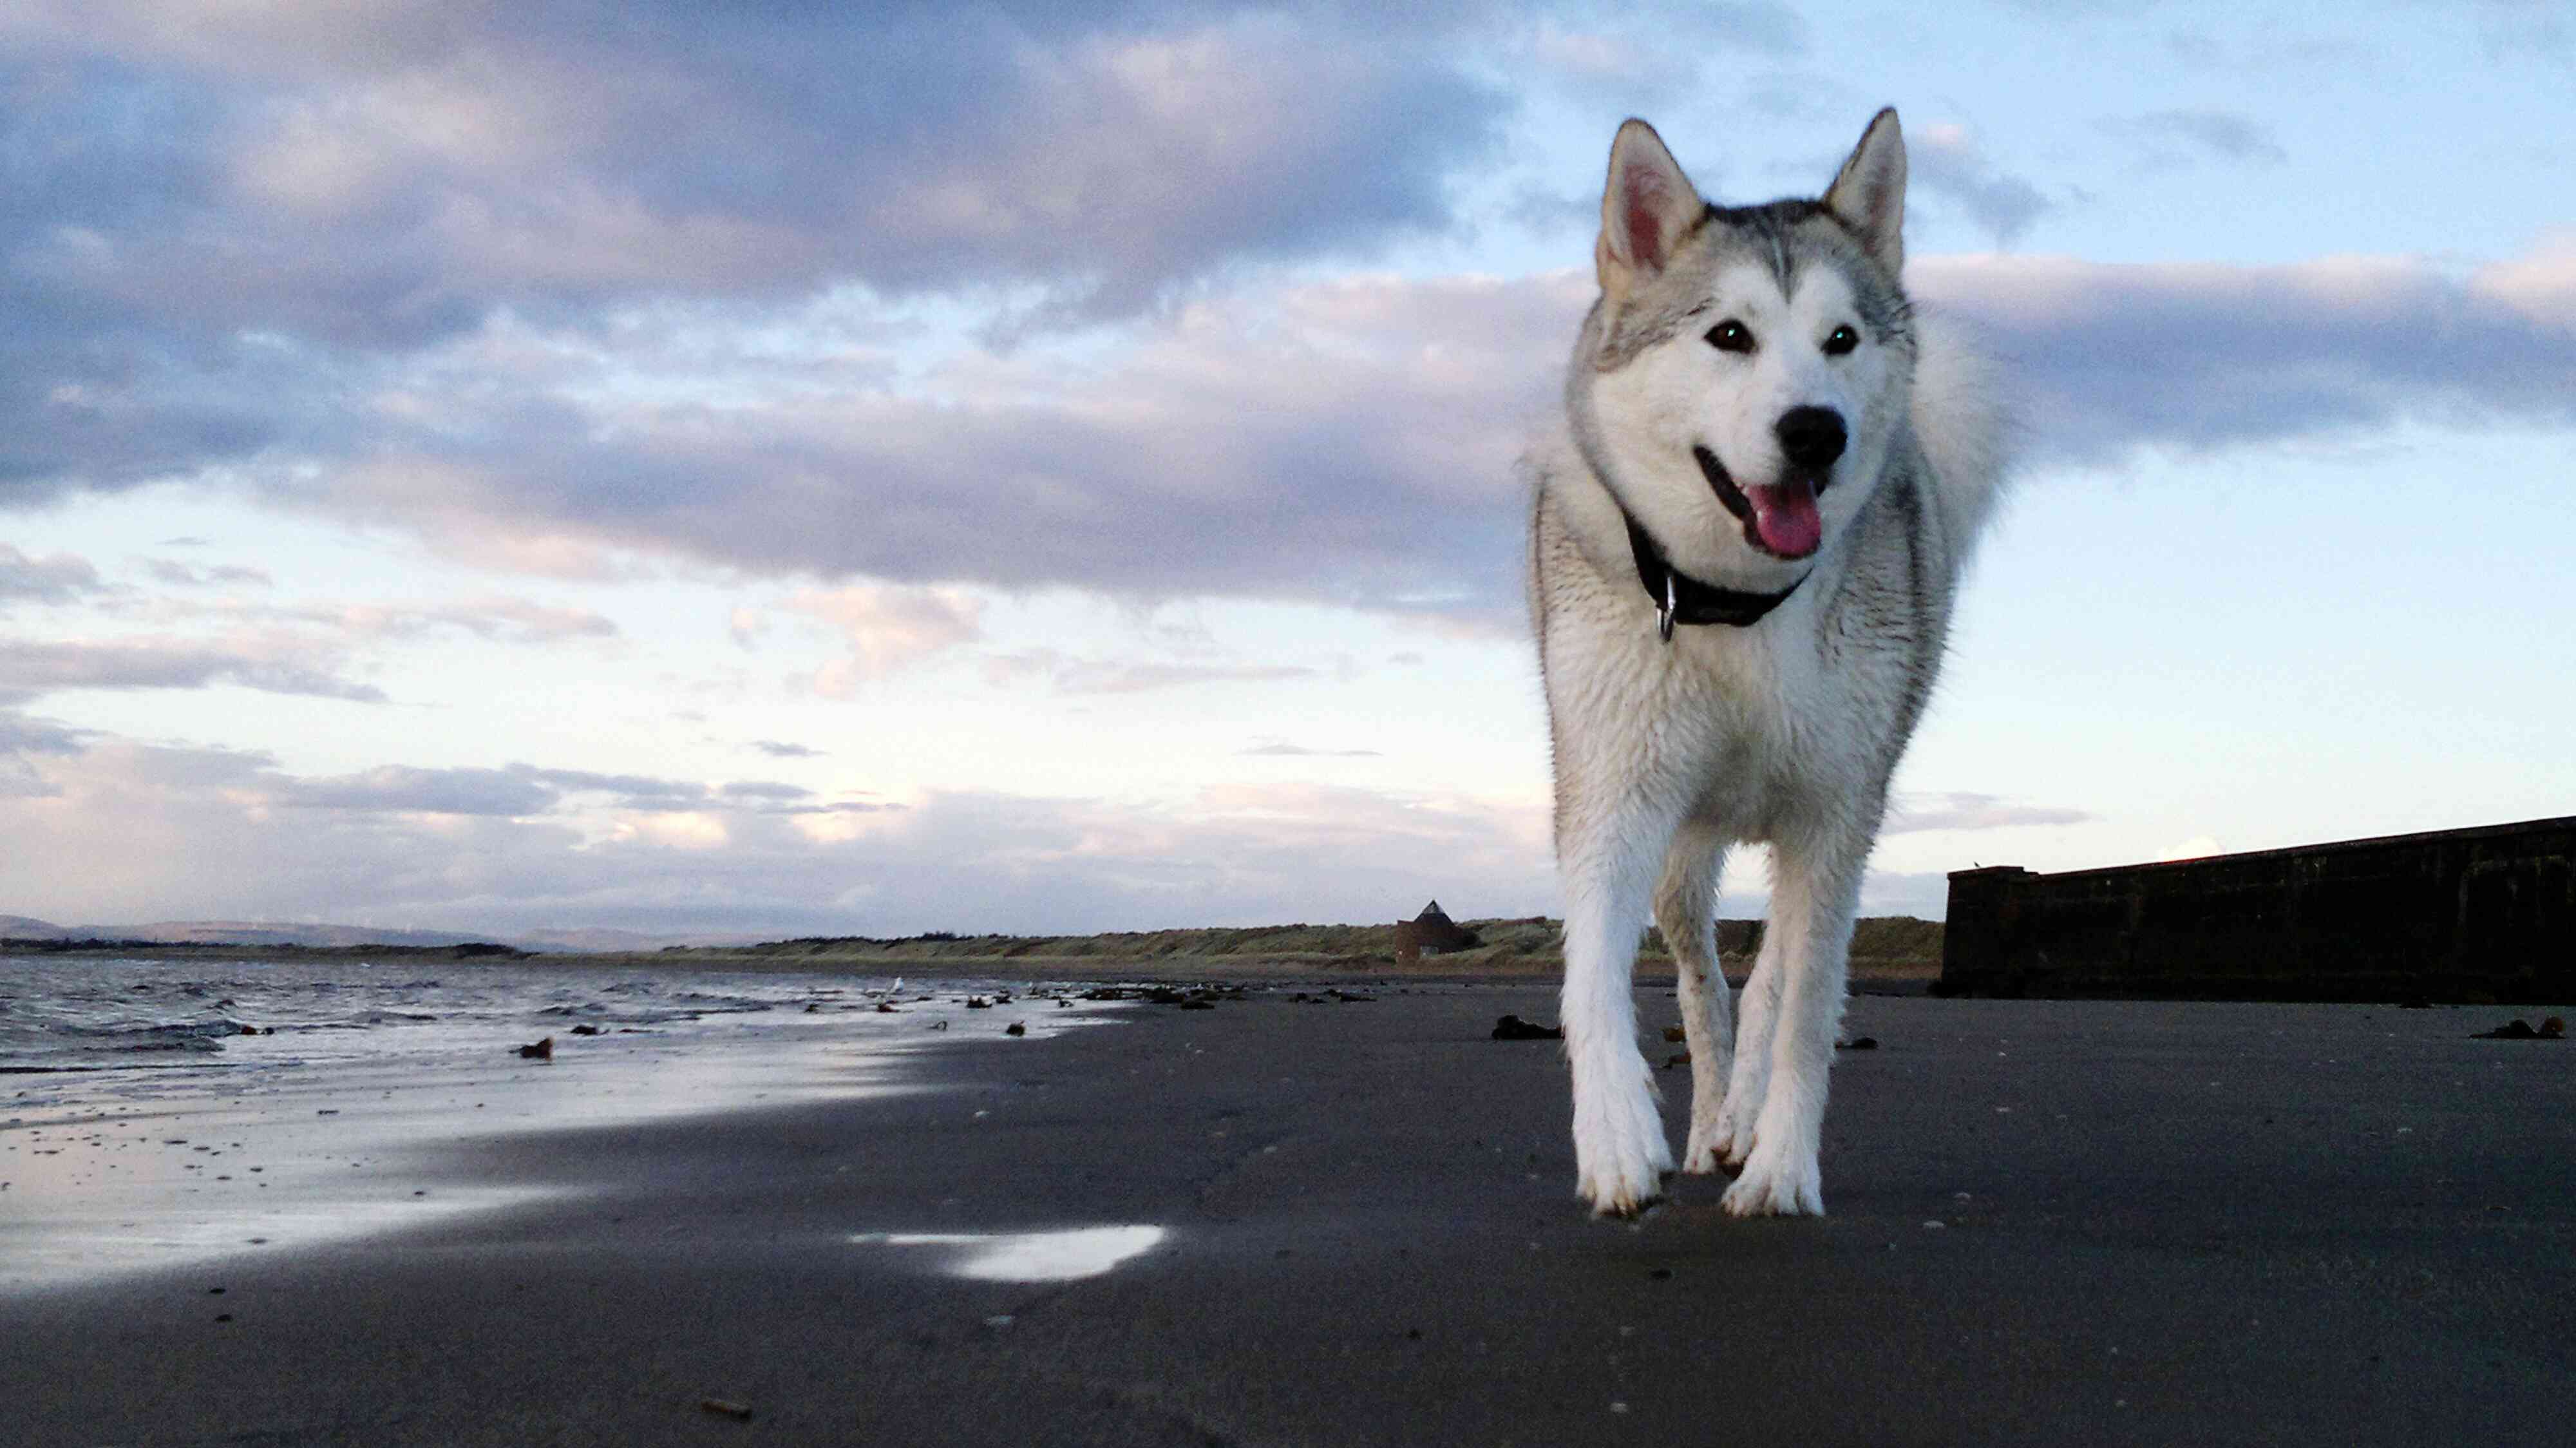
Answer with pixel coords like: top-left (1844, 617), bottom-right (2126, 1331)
top-left (0, 915), bottom-right (748, 953)
top-left (1, 917), bottom-right (506, 948)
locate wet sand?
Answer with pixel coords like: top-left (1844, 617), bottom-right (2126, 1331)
top-left (5, 986), bottom-right (2571, 1445)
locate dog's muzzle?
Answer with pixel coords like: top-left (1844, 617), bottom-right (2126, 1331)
top-left (1696, 406), bottom-right (1845, 562)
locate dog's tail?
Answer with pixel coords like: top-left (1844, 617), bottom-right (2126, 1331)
top-left (1909, 309), bottom-right (2017, 565)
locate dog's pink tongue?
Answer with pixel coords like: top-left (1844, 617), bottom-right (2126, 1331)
top-left (1747, 480), bottom-right (1821, 558)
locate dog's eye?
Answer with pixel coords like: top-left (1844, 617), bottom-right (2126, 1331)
top-left (1703, 319), bottom-right (1754, 353)
top-left (1823, 324), bottom-right (1861, 356)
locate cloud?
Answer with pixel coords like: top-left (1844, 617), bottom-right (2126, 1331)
top-left (1852, 868), bottom-right (1953, 919)
top-left (0, 715), bottom-right (1562, 935)
top-left (1240, 740), bottom-right (1382, 757)
top-left (0, 709), bottom-right (1994, 929)
top-left (1913, 247), bottom-right (2576, 463)
top-left (0, 708), bottom-right (83, 797)
top-left (0, 730), bottom-right (583, 924)
top-left (1909, 124), bottom-right (2055, 249)
top-left (4, 6), bottom-right (2567, 653)
top-left (1885, 792), bottom-right (2090, 834)
top-left (815, 782), bottom-right (1563, 935)
top-left (748, 739), bottom-right (824, 759)
top-left (242, 240), bottom-right (2576, 619)
top-left (0, 3), bottom-right (1513, 511)
top-left (2475, 1), bottom-right (2573, 60)
top-left (116, 748), bottom-right (837, 821)
top-left (780, 584), bottom-right (986, 695)
top-left (8, 2), bottom-right (2573, 624)
top-left (989, 654), bottom-right (1329, 701)
top-left (0, 584), bottom-right (621, 707)
top-left (266, 270), bottom-right (1587, 621)
top-left (101, 592), bottom-right (621, 644)
top-left (511, 765), bottom-right (715, 812)
top-left (315, 596), bottom-right (618, 645)
top-left (3, 3), bottom-right (1506, 316)
top-left (981, 650), bottom-right (1321, 695)
top-left (1059, 663), bottom-right (1316, 694)
top-left (0, 710), bottom-right (83, 754)
top-left (0, 544), bottom-right (105, 604)
top-left (2156, 25), bottom-right (2382, 76)
top-left (143, 558), bottom-right (274, 589)
top-left (2098, 108), bottom-right (2288, 168)
top-left (12, 249), bottom-right (2563, 640)
top-left (853, 16), bottom-right (1509, 323)
top-left (1515, 5), bottom-right (1807, 103)
top-left (276, 765), bottom-right (559, 817)
top-left (0, 636), bottom-right (384, 703)
top-left (2471, 231), bottom-right (2576, 326)
top-left (24, 560), bottom-right (609, 644)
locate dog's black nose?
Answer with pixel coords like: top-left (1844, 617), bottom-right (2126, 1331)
top-left (1775, 406), bottom-right (1846, 470)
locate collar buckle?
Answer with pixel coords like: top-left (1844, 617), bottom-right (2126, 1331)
top-left (1620, 508), bottom-right (1804, 636)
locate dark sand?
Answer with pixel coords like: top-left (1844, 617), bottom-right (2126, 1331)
top-left (5, 986), bottom-right (2571, 1445)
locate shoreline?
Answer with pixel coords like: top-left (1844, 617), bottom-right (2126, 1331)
top-left (2, 940), bottom-right (1941, 987)
top-left (1, 914), bottom-right (1951, 984)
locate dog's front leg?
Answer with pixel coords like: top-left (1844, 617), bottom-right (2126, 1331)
top-left (1559, 806), bottom-right (1681, 1216)
top-left (1720, 826), bottom-right (1866, 1217)
top-left (1654, 821), bottom-right (1736, 1174)
top-left (1711, 922), bottom-right (1783, 1167)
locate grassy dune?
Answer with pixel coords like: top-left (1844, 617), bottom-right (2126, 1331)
top-left (652, 916), bottom-right (1946, 981)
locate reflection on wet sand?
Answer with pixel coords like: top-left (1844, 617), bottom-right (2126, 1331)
top-left (852, 1225), bottom-right (1169, 1282)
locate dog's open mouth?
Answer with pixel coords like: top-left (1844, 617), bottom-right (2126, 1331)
top-left (1694, 445), bottom-right (1824, 560)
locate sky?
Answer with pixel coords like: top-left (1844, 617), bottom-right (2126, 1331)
top-left (1, 1), bottom-right (2571, 941)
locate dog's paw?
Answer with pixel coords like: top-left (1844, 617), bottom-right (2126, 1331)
top-left (1575, 1130), bottom-right (1673, 1216)
top-left (1681, 1120), bottom-right (1739, 1176)
top-left (1579, 1166), bottom-right (1665, 1217)
top-left (1719, 1141), bottom-right (1823, 1217)
top-left (1573, 1083), bottom-right (1674, 1216)
top-left (1709, 1104), bottom-right (1760, 1168)
top-left (1681, 1096), bottom-right (1735, 1173)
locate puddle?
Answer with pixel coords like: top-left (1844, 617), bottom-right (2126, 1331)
top-left (851, 1225), bottom-right (1167, 1282)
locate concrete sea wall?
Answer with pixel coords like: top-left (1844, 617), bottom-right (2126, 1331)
top-left (1938, 815), bottom-right (2576, 1002)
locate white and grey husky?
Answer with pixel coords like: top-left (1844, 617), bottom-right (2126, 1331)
top-left (1527, 110), bottom-right (2011, 1217)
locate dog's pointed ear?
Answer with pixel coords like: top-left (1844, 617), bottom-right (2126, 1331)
top-left (1824, 108), bottom-right (1906, 276)
top-left (1596, 119), bottom-right (1701, 299)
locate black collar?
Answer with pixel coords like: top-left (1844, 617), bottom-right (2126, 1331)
top-left (1620, 509), bottom-right (1804, 640)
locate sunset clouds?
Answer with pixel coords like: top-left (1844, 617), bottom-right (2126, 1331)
top-left (3, 2), bottom-right (2570, 938)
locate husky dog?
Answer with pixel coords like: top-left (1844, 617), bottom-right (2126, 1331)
top-left (1527, 110), bottom-right (2010, 1217)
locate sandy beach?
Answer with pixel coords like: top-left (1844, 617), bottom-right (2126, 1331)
top-left (6, 982), bottom-right (2572, 1445)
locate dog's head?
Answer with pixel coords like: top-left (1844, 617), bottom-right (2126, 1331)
top-left (1569, 111), bottom-right (1917, 591)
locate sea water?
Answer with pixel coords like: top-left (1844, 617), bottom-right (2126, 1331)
top-left (0, 954), bottom-right (1121, 1288)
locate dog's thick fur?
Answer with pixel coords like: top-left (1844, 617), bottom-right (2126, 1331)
top-left (1527, 111), bottom-right (2011, 1217)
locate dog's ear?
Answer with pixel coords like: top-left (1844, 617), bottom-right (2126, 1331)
top-left (1596, 119), bottom-right (1701, 299)
top-left (1824, 108), bottom-right (1906, 276)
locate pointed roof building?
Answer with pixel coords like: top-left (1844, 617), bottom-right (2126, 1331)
top-left (1395, 900), bottom-right (1480, 962)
